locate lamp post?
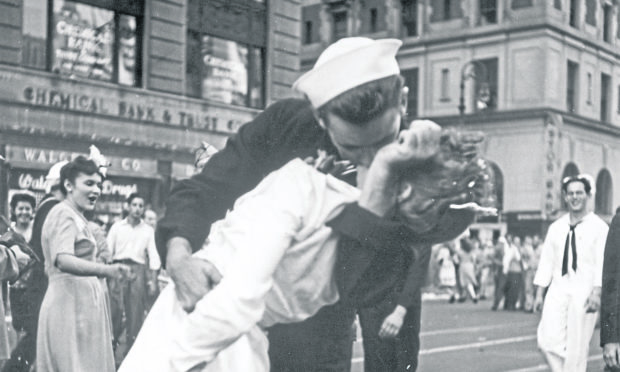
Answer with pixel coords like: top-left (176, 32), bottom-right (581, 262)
top-left (458, 60), bottom-right (490, 125)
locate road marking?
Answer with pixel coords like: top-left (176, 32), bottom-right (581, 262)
top-left (420, 321), bottom-right (535, 337)
top-left (504, 353), bottom-right (603, 372)
top-left (351, 334), bottom-right (537, 363)
top-left (419, 334), bottom-right (537, 355)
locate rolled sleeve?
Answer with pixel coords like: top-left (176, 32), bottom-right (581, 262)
top-left (146, 227), bottom-right (161, 271)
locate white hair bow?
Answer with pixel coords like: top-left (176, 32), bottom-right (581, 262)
top-left (89, 145), bottom-right (111, 177)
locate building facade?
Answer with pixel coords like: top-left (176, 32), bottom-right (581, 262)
top-left (302, 0), bottom-right (620, 238)
top-left (0, 0), bottom-right (301, 224)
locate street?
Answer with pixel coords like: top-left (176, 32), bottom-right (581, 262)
top-left (351, 298), bottom-right (606, 372)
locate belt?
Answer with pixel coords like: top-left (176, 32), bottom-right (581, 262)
top-left (112, 259), bottom-right (141, 265)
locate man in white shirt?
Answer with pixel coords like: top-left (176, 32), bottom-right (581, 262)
top-left (108, 193), bottom-right (161, 359)
top-left (533, 175), bottom-right (609, 372)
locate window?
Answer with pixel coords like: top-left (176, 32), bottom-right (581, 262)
top-left (474, 58), bottom-right (498, 111)
top-left (186, 34), bottom-right (264, 108)
top-left (480, 0), bottom-right (497, 24)
top-left (587, 72), bottom-right (593, 104)
top-left (440, 68), bottom-right (450, 101)
top-left (17, 0), bottom-right (143, 86)
top-left (402, 68), bottom-right (419, 119)
top-left (21, 0), bottom-right (48, 70)
top-left (595, 170), bottom-right (613, 215)
top-left (511, 0), bottom-right (533, 9)
top-left (302, 5), bottom-right (320, 45)
top-left (304, 21), bottom-right (313, 44)
top-left (554, 0), bottom-right (562, 10)
top-left (186, 0), bottom-right (266, 108)
top-left (370, 8), bottom-right (378, 33)
top-left (402, 0), bottom-right (418, 36)
top-left (444, 0), bottom-right (452, 20)
top-left (430, 0), bottom-right (462, 22)
top-left (333, 12), bottom-right (348, 40)
top-left (601, 73), bottom-right (611, 122)
top-left (569, 0), bottom-right (579, 27)
top-left (603, 4), bottom-right (612, 42)
top-left (585, 0), bottom-right (596, 26)
top-left (617, 7), bottom-right (620, 38)
top-left (566, 61), bottom-right (578, 112)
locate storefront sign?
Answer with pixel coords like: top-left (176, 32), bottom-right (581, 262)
top-left (6, 145), bottom-right (158, 176)
top-left (9, 168), bottom-right (156, 217)
top-left (516, 213), bottom-right (542, 221)
top-left (16, 171), bottom-right (137, 197)
top-left (22, 85), bottom-right (246, 133)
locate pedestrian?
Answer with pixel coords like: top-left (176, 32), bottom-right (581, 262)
top-left (601, 208), bottom-right (620, 371)
top-left (491, 236), bottom-right (508, 311)
top-left (521, 235), bottom-right (539, 312)
top-left (36, 156), bottom-right (130, 372)
top-left (457, 235), bottom-right (479, 303)
top-left (8, 192), bottom-right (36, 243)
top-left (6, 191), bottom-right (36, 333)
top-left (3, 161), bottom-right (67, 372)
top-left (0, 240), bottom-right (30, 366)
top-left (144, 209), bottom-right (157, 229)
top-left (533, 174), bottom-right (608, 372)
top-left (436, 242), bottom-right (457, 302)
top-left (154, 37), bottom-right (476, 371)
top-left (504, 236), bottom-right (524, 310)
top-left (119, 124), bottom-right (487, 372)
top-left (107, 193), bottom-right (160, 361)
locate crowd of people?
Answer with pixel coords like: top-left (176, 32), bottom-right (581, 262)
top-left (433, 232), bottom-right (543, 312)
top-left (0, 35), bottom-right (617, 372)
top-left (0, 153), bottom-right (163, 372)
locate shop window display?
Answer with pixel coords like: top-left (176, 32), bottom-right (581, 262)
top-left (187, 34), bottom-right (264, 109)
top-left (19, 0), bottom-right (142, 87)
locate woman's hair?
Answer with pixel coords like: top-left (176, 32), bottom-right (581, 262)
top-left (59, 156), bottom-right (102, 195)
top-left (10, 192), bottom-right (36, 222)
top-left (10, 192), bottom-right (36, 211)
top-left (317, 75), bottom-right (404, 126)
top-left (397, 129), bottom-right (489, 233)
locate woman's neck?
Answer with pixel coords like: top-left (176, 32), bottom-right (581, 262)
top-left (14, 221), bottom-right (30, 231)
top-left (65, 198), bottom-right (84, 215)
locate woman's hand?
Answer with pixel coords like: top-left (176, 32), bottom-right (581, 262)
top-left (107, 263), bottom-right (131, 281)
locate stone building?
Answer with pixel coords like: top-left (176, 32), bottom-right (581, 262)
top-left (302, 0), bottom-right (620, 237)
top-left (0, 0), bottom-right (301, 223)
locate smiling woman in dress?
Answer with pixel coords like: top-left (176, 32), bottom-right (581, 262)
top-left (36, 156), bottom-right (130, 372)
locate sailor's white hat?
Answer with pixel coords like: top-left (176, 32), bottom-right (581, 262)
top-left (293, 37), bottom-right (402, 109)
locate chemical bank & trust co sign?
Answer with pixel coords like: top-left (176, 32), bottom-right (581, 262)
top-left (21, 86), bottom-right (247, 133)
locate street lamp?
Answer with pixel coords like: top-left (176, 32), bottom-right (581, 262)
top-left (458, 60), bottom-right (491, 125)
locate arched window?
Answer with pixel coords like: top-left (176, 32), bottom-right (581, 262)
top-left (561, 163), bottom-right (580, 210)
top-left (595, 169), bottom-right (613, 215)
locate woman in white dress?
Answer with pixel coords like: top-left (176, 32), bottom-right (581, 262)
top-left (119, 127), bottom-right (488, 372)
